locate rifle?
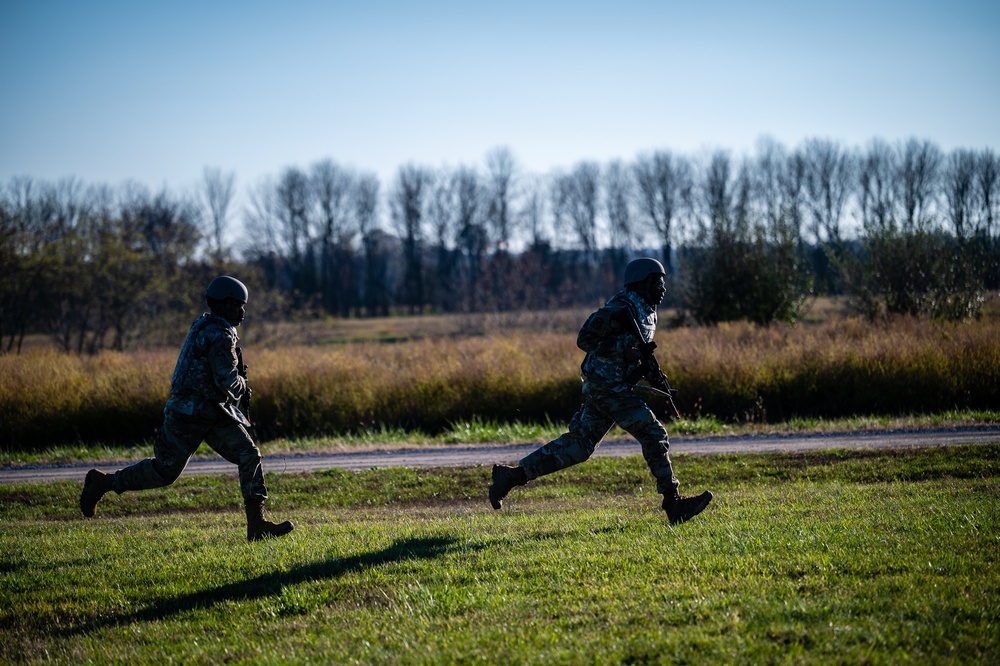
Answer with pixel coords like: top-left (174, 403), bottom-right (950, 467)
top-left (235, 345), bottom-right (252, 424)
top-left (617, 309), bottom-right (682, 420)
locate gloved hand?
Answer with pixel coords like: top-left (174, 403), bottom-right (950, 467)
top-left (625, 341), bottom-right (656, 363)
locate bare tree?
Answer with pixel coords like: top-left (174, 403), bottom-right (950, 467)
top-left (896, 138), bottom-right (942, 231)
top-left (604, 159), bottom-right (635, 277)
top-left (199, 167), bottom-right (236, 262)
top-left (425, 169), bottom-right (457, 311)
top-left (551, 161), bottom-right (601, 256)
top-left (242, 176), bottom-right (282, 263)
top-left (752, 138), bottom-right (805, 236)
top-left (105, 189), bottom-right (185, 350)
top-left (274, 167), bottom-right (316, 303)
top-left (485, 146), bottom-right (517, 252)
top-left (237, 176), bottom-right (298, 330)
top-left (978, 148), bottom-right (999, 240)
top-left (702, 150), bottom-right (734, 232)
top-left (802, 139), bottom-right (854, 246)
top-left (633, 151), bottom-right (691, 274)
top-left (683, 149), bottom-right (808, 325)
top-left (354, 174), bottom-right (380, 239)
top-left (848, 139), bottom-right (971, 319)
top-left (731, 157), bottom-right (754, 235)
top-left (514, 175), bottom-right (554, 308)
top-left (311, 159), bottom-right (355, 315)
top-left (751, 140), bottom-right (807, 273)
top-left (976, 148), bottom-right (1000, 289)
top-left (518, 175), bottom-right (550, 251)
top-left (858, 139), bottom-right (897, 234)
top-left (391, 164), bottom-right (432, 314)
top-left (353, 173), bottom-right (388, 317)
top-left (943, 149), bottom-right (978, 239)
top-left (452, 166), bottom-right (486, 312)
top-left (548, 162), bottom-right (605, 302)
top-left (0, 177), bottom-right (61, 352)
top-left (482, 148), bottom-right (523, 311)
top-left (117, 185), bottom-right (200, 278)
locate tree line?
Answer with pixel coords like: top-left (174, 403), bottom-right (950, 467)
top-left (1, 137), bottom-right (997, 353)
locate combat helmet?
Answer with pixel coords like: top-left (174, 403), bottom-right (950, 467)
top-left (623, 258), bottom-right (665, 286)
top-left (205, 275), bottom-right (249, 303)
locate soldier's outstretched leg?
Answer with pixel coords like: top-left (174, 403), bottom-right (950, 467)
top-left (503, 400), bottom-right (613, 511)
top-left (518, 427), bottom-right (600, 480)
top-left (489, 464), bottom-right (527, 509)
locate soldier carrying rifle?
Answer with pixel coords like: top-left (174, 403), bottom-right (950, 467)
top-left (489, 258), bottom-right (713, 523)
top-left (80, 276), bottom-right (294, 541)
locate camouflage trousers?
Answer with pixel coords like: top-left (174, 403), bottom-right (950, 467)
top-left (520, 382), bottom-right (678, 496)
top-left (111, 409), bottom-right (268, 503)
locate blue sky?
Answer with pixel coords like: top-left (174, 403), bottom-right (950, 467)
top-left (1, 0), bottom-right (998, 195)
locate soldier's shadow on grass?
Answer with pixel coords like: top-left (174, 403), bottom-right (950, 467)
top-left (66, 535), bottom-right (456, 637)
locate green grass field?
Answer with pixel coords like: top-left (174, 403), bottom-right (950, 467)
top-left (3, 445), bottom-right (998, 664)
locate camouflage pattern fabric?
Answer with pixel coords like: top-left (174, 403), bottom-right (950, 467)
top-left (520, 289), bottom-right (678, 495)
top-left (166, 313), bottom-right (250, 426)
top-left (578, 289), bottom-right (656, 384)
top-left (111, 410), bottom-right (267, 502)
top-left (109, 313), bottom-right (267, 502)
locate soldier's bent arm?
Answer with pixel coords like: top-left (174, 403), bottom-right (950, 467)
top-left (208, 330), bottom-right (247, 405)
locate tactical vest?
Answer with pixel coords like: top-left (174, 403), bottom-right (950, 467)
top-left (165, 314), bottom-right (249, 426)
top-left (577, 289), bottom-right (657, 384)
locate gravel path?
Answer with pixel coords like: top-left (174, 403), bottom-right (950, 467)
top-left (2, 426), bottom-right (998, 486)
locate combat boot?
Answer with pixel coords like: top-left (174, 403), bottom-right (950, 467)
top-left (80, 469), bottom-right (113, 517)
top-left (662, 489), bottom-right (713, 524)
top-left (245, 500), bottom-right (295, 542)
top-left (489, 464), bottom-right (527, 510)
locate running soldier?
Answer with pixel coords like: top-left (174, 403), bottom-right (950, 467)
top-left (80, 276), bottom-right (294, 541)
top-left (489, 258), bottom-right (713, 523)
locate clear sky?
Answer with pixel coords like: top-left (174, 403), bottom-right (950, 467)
top-left (1, 0), bottom-right (998, 196)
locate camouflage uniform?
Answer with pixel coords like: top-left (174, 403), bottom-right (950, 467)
top-left (110, 313), bottom-right (268, 503)
top-left (519, 288), bottom-right (678, 495)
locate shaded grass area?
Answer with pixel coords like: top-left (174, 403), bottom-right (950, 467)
top-left (2, 316), bottom-right (1000, 450)
top-left (2, 446), bottom-right (998, 664)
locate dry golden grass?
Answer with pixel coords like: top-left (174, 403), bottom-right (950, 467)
top-left (2, 301), bottom-right (999, 450)
top-left (247, 332), bottom-right (582, 438)
top-left (658, 315), bottom-right (998, 421)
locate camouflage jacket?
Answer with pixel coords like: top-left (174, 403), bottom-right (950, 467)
top-left (164, 313), bottom-right (250, 426)
top-left (577, 289), bottom-right (657, 387)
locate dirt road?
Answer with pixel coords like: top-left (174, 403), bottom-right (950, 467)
top-left (2, 426), bottom-right (997, 486)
